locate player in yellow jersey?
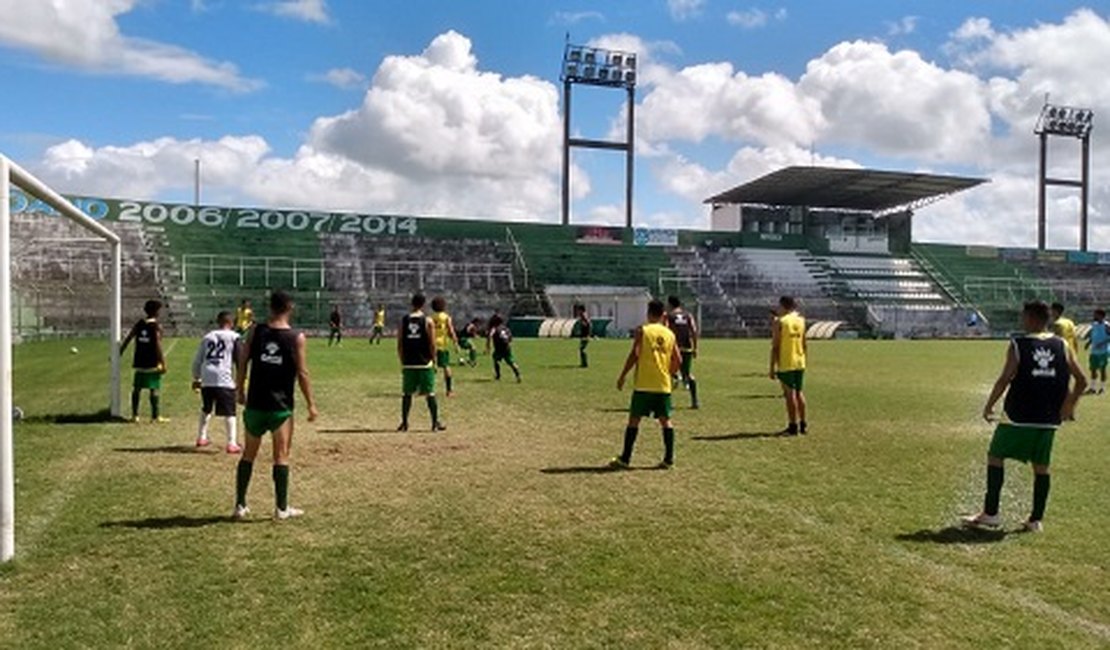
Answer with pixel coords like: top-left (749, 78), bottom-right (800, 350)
top-left (770, 295), bottom-right (808, 436)
top-left (610, 299), bottom-right (682, 469)
top-left (1050, 303), bottom-right (1079, 356)
top-left (235, 299), bottom-right (254, 336)
top-left (430, 296), bottom-right (460, 396)
top-left (370, 303), bottom-right (386, 345)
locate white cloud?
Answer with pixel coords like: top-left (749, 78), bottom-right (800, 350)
top-left (667, 0), bottom-right (705, 21)
top-left (550, 11), bottom-right (605, 26)
top-left (256, 0), bottom-right (330, 24)
top-left (886, 16), bottom-right (919, 36)
top-left (308, 67), bottom-right (367, 90)
top-left (726, 8), bottom-right (781, 29)
top-left (0, 0), bottom-right (259, 91)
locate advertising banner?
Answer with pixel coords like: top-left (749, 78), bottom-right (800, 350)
top-left (1000, 247), bottom-right (1034, 261)
top-left (633, 228), bottom-right (678, 247)
top-left (576, 226), bottom-right (623, 245)
top-left (1066, 251), bottom-right (1098, 264)
top-left (966, 245), bottom-right (998, 258)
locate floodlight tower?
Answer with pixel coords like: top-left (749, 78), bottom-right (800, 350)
top-left (1034, 102), bottom-right (1094, 251)
top-left (560, 44), bottom-right (638, 227)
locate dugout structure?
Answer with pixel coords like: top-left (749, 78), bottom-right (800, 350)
top-left (0, 155), bottom-right (123, 562)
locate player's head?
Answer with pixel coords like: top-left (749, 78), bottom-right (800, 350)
top-left (377, 303), bottom-right (385, 310)
top-left (216, 311), bottom-right (233, 329)
top-left (1095, 308), bottom-right (1107, 321)
top-left (778, 295), bottom-right (797, 314)
top-left (411, 293), bottom-right (426, 310)
top-left (143, 299), bottom-right (162, 318)
top-left (667, 295), bottom-right (681, 310)
top-left (241, 298), bottom-right (251, 307)
top-left (1050, 302), bottom-right (1065, 318)
top-left (1022, 300), bottom-right (1051, 331)
top-left (647, 299), bottom-right (665, 322)
top-left (270, 290), bottom-right (294, 316)
top-left (488, 314), bottom-right (503, 329)
top-left (431, 296), bottom-right (447, 313)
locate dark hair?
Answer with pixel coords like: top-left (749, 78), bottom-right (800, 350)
top-left (1050, 302), bottom-right (1065, 314)
top-left (647, 299), bottom-right (666, 318)
top-left (143, 299), bottom-right (163, 317)
top-left (488, 314), bottom-right (503, 328)
top-left (1095, 309), bottom-right (1106, 319)
top-left (667, 295), bottom-right (681, 309)
top-left (241, 298), bottom-right (251, 306)
top-left (779, 296), bottom-right (797, 310)
top-left (216, 311), bottom-right (233, 327)
top-left (270, 290), bottom-right (294, 315)
top-left (1024, 301), bottom-right (1051, 326)
top-left (412, 293), bottom-right (426, 309)
top-left (431, 296), bottom-right (446, 312)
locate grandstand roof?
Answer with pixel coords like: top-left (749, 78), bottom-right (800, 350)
top-left (704, 166), bottom-right (986, 212)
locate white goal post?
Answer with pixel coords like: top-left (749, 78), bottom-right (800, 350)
top-left (0, 154), bottom-right (123, 562)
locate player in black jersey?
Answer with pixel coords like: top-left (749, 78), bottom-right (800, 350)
top-left (397, 293), bottom-right (445, 432)
top-left (120, 299), bottom-right (168, 423)
top-left (574, 304), bottom-right (592, 368)
top-left (964, 301), bottom-right (1086, 533)
top-left (328, 304), bottom-right (343, 347)
top-left (486, 314), bottom-right (521, 382)
top-left (667, 296), bottom-right (699, 409)
top-left (233, 290), bottom-right (319, 521)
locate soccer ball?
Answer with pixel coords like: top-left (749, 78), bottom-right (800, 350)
top-left (69, 347), bottom-right (79, 355)
top-left (12, 407), bottom-right (23, 422)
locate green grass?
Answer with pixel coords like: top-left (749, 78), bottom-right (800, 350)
top-left (1, 337), bottom-right (1108, 648)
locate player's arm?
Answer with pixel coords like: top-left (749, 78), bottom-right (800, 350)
top-left (1060, 347), bottom-right (1088, 421)
top-left (191, 340), bottom-right (204, 390)
top-left (670, 344), bottom-right (683, 376)
top-left (690, 315), bottom-right (699, 356)
top-left (617, 327), bottom-right (642, 391)
top-left (427, 317), bottom-right (437, 359)
top-left (396, 321), bottom-right (405, 363)
top-left (769, 322), bottom-right (781, 379)
top-left (155, 324), bottom-right (166, 370)
top-left (120, 321), bottom-right (138, 352)
top-left (236, 328), bottom-right (253, 404)
top-left (294, 332), bottom-right (319, 422)
top-left (982, 342), bottom-right (1019, 421)
top-left (448, 317), bottom-right (459, 348)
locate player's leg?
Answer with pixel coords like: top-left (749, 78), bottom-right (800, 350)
top-left (780, 380), bottom-right (798, 435)
top-left (493, 355), bottom-right (502, 380)
top-left (149, 388), bottom-right (162, 422)
top-left (579, 339), bottom-right (588, 368)
top-left (234, 423), bottom-right (264, 518)
top-left (216, 389), bottom-right (240, 453)
top-left (683, 354), bottom-right (698, 409)
top-left (399, 370), bottom-right (414, 431)
top-left (659, 409), bottom-right (676, 468)
top-left (796, 389), bottom-right (808, 434)
top-left (965, 453), bottom-right (1006, 527)
top-left (422, 369), bottom-right (444, 431)
top-left (613, 412), bottom-right (644, 468)
top-left (197, 389), bottom-right (214, 447)
top-left (336, 328), bottom-right (342, 346)
top-left (508, 353), bottom-right (521, 381)
top-left (1027, 463), bottom-right (1050, 531)
top-left (270, 417), bottom-right (301, 519)
top-left (131, 373), bottom-right (142, 420)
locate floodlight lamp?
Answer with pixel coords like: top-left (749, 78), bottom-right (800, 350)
top-left (611, 54), bottom-right (623, 66)
top-left (583, 65), bottom-right (596, 78)
top-left (596, 68), bottom-right (610, 81)
top-left (584, 50), bottom-right (596, 64)
top-left (565, 63), bottom-right (578, 78)
top-left (626, 55), bottom-right (637, 69)
top-left (624, 71), bottom-right (636, 84)
top-left (569, 49), bottom-right (582, 62)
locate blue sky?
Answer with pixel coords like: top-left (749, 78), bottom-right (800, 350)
top-left (1, 1), bottom-right (1107, 248)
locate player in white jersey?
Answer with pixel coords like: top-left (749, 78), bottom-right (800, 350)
top-left (192, 311), bottom-right (242, 453)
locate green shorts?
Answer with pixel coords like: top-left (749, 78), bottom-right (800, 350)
top-left (1090, 353), bottom-right (1108, 372)
top-left (436, 350), bottom-right (452, 368)
top-left (243, 408), bottom-right (293, 437)
top-left (777, 369), bottom-right (805, 391)
top-left (988, 423), bottom-right (1056, 465)
top-left (680, 350), bottom-right (695, 377)
top-left (372, 325), bottom-right (384, 335)
top-left (402, 367), bottom-right (436, 395)
top-left (629, 391), bottom-right (673, 419)
top-left (459, 338), bottom-right (474, 351)
top-left (493, 350), bottom-right (516, 366)
top-left (133, 370), bottom-right (163, 390)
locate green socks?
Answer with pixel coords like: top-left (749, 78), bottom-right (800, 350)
top-left (235, 460), bottom-right (253, 508)
top-left (1031, 473), bottom-right (1051, 521)
top-left (427, 396), bottom-right (439, 426)
top-left (662, 427), bottom-right (675, 465)
top-left (150, 390), bottom-right (160, 419)
top-left (985, 464), bottom-right (1004, 516)
top-left (273, 464), bottom-right (290, 511)
top-left (620, 426), bottom-right (639, 464)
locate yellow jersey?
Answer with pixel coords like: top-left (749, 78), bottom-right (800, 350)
top-left (373, 309), bottom-right (386, 327)
top-left (776, 311), bottom-right (806, 371)
top-left (1054, 317), bottom-right (1078, 353)
top-left (635, 323), bottom-right (676, 394)
top-left (432, 311), bottom-right (453, 348)
top-left (235, 307), bottom-right (253, 331)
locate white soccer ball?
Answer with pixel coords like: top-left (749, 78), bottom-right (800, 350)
top-left (12, 407), bottom-right (23, 422)
top-left (69, 347), bottom-right (79, 355)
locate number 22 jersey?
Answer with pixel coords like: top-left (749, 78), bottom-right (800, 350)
top-left (192, 329), bottom-right (241, 389)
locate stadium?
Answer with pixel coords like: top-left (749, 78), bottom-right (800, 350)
top-left (1, 3), bottom-right (1109, 649)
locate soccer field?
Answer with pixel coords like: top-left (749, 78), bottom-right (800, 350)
top-left (1, 337), bottom-right (1107, 648)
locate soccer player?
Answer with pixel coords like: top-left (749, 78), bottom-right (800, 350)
top-left (328, 304), bottom-right (343, 347)
top-left (458, 318), bottom-right (481, 367)
top-left (770, 296), bottom-right (807, 436)
top-left (430, 296), bottom-right (459, 396)
top-left (487, 314), bottom-right (522, 382)
top-left (611, 299), bottom-right (682, 469)
top-left (235, 299), bottom-right (254, 336)
top-left (1084, 308), bottom-right (1109, 394)
top-left (370, 303), bottom-right (386, 345)
top-left (120, 299), bottom-right (168, 423)
top-left (233, 290), bottom-right (319, 521)
top-left (667, 296), bottom-right (699, 409)
top-left (574, 304), bottom-right (592, 368)
top-left (964, 301), bottom-right (1087, 533)
top-left (191, 311), bottom-right (241, 453)
top-left (398, 294), bottom-right (445, 432)
top-left (1051, 302), bottom-right (1079, 356)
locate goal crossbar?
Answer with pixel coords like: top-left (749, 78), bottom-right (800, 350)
top-left (0, 154), bottom-right (123, 562)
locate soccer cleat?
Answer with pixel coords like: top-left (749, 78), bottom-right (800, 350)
top-left (657, 460), bottom-right (674, 470)
top-left (273, 506), bottom-right (304, 521)
top-left (226, 443), bottom-right (242, 454)
top-left (1022, 519), bottom-right (1044, 533)
top-left (153, 417), bottom-right (171, 424)
top-left (196, 438), bottom-right (211, 448)
top-left (962, 512), bottom-right (1003, 529)
top-left (232, 504), bottom-right (251, 520)
top-left (432, 422), bottom-right (447, 432)
top-left (396, 422), bottom-right (409, 432)
top-left (799, 421), bottom-right (808, 435)
top-left (607, 457), bottom-right (630, 470)
top-left (130, 416), bottom-right (140, 424)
